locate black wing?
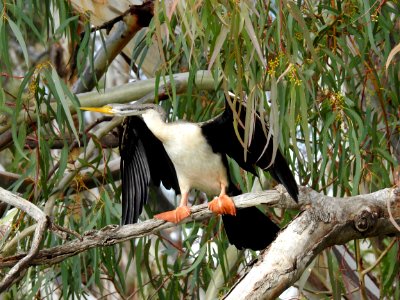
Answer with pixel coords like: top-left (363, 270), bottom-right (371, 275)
top-left (201, 100), bottom-right (298, 250)
top-left (202, 101), bottom-right (298, 201)
top-left (119, 116), bottom-right (180, 224)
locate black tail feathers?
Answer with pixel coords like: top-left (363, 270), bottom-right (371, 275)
top-left (222, 207), bottom-right (280, 251)
top-left (269, 151), bottom-right (299, 202)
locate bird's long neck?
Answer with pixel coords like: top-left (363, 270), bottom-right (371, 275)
top-left (141, 109), bottom-right (170, 142)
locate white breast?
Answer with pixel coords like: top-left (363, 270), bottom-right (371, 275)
top-left (162, 122), bottom-right (228, 195)
top-left (141, 110), bottom-right (228, 196)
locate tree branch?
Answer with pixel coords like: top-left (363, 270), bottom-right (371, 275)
top-left (0, 70), bottom-right (215, 148)
top-left (0, 188), bottom-right (45, 222)
top-left (0, 188), bottom-right (50, 292)
top-left (71, 0), bottom-right (155, 94)
top-left (1, 186), bottom-right (399, 281)
top-left (224, 187), bottom-right (400, 299)
top-left (0, 158), bottom-right (121, 194)
top-left (0, 0), bottom-right (156, 149)
top-left (76, 70), bottom-right (215, 109)
top-left (0, 216), bottom-right (49, 293)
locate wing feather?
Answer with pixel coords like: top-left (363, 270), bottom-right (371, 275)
top-left (202, 100), bottom-right (298, 201)
top-left (120, 116), bottom-right (179, 224)
top-left (201, 99), bottom-right (298, 250)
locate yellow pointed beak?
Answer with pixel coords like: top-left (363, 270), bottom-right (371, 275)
top-left (80, 105), bottom-right (114, 115)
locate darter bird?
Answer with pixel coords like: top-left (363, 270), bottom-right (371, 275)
top-left (81, 97), bottom-right (298, 250)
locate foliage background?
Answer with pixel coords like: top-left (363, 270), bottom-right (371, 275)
top-left (0, 0), bottom-right (399, 299)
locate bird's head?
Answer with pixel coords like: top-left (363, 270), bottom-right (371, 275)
top-left (80, 103), bottom-right (165, 119)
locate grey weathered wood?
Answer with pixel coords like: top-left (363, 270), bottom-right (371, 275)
top-left (1, 186), bottom-right (399, 298)
top-left (224, 187), bottom-right (400, 299)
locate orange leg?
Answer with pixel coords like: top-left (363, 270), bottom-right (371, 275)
top-left (208, 184), bottom-right (236, 216)
top-left (154, 192), bottom-right (191, 223)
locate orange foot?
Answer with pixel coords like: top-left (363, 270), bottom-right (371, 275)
top-left (154, 206), bottom-right (191, 223)
top-left (208, 194), bottom-right (237, 216)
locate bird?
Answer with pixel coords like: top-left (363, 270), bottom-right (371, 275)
top-left (81, 97), bottom-right (298, 250)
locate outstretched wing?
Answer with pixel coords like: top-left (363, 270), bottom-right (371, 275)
top-left (201, 100), bottom-right (298, 201)
top-left (119, 116), bottom-right (180, 224)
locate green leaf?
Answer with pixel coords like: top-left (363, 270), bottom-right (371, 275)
top-left (174, 243), bottom-right (207, 276)
top-left (54, 15), bottom-right (79, 37)
top-left (350, 126), bottom-right (361, 195)
top-left (285, 0), bottom-right (321, 70)
top-left (208, 25), bottom-right (229, 70)
top-left (386, 42), bottom-right (400, 70)
top-left (11, 109), bottom-right (29, 161)
top-left (362, 0), bottom-right (380, 55)
top-left (0, 17), bottom-right (11, 70)
top-left (8, 18), bottom-right (29, 67)
top-left (50, 68), bottom-right (80, 143)
top-left (327, 250), bottom-right (341, 300)
top-left (269, 76), bottom-right (279, 164)
top-left (14, 5), bottom-right (42, 42)
top-left (241, 2), bottom-right (265, 68)
top-left (298, 85), bottom-right (312, 172)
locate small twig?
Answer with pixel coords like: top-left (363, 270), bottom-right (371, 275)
top-left (355, 239), bottom-right (369, 300)
top-left (82, 1), bottom-right (154, 35)
top-left (50, 222), bottom-right (83, 241)
top-left (276, 63), bottom-right (294, 84)
top-left (0, 171), bottom-right (34, 191)
top-left (149, 274), bottom-right (173, 300)
top-left (128, 274), bottom-right (163, 300)
top-left (294, 285), bottom-right (360, 297)
top-left (23, 117), bottom-right (114, 150)
top-left (361, 238), bottom-right (397, 276)
top-left (23, 133), bottom-right (118, 150)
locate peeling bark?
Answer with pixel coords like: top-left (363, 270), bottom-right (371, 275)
top-left (224, 187), bottom-right (400, 299)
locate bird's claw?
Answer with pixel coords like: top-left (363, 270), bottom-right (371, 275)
top-left (154, 206), bottom-right (191, 223)
top-left (208, 194), bottom-right (237, 216)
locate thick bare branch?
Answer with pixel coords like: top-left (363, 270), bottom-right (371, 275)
top-left (224, 187), bottom-right (400, 299)
top-left (76, 70), bottom-right (215, 109)
top-left (0, 188), bottom-right (45, 222)
top-left (1, 186), bottom-right (399, 276)
top-left (0, 70), bottom-right (215, 149)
